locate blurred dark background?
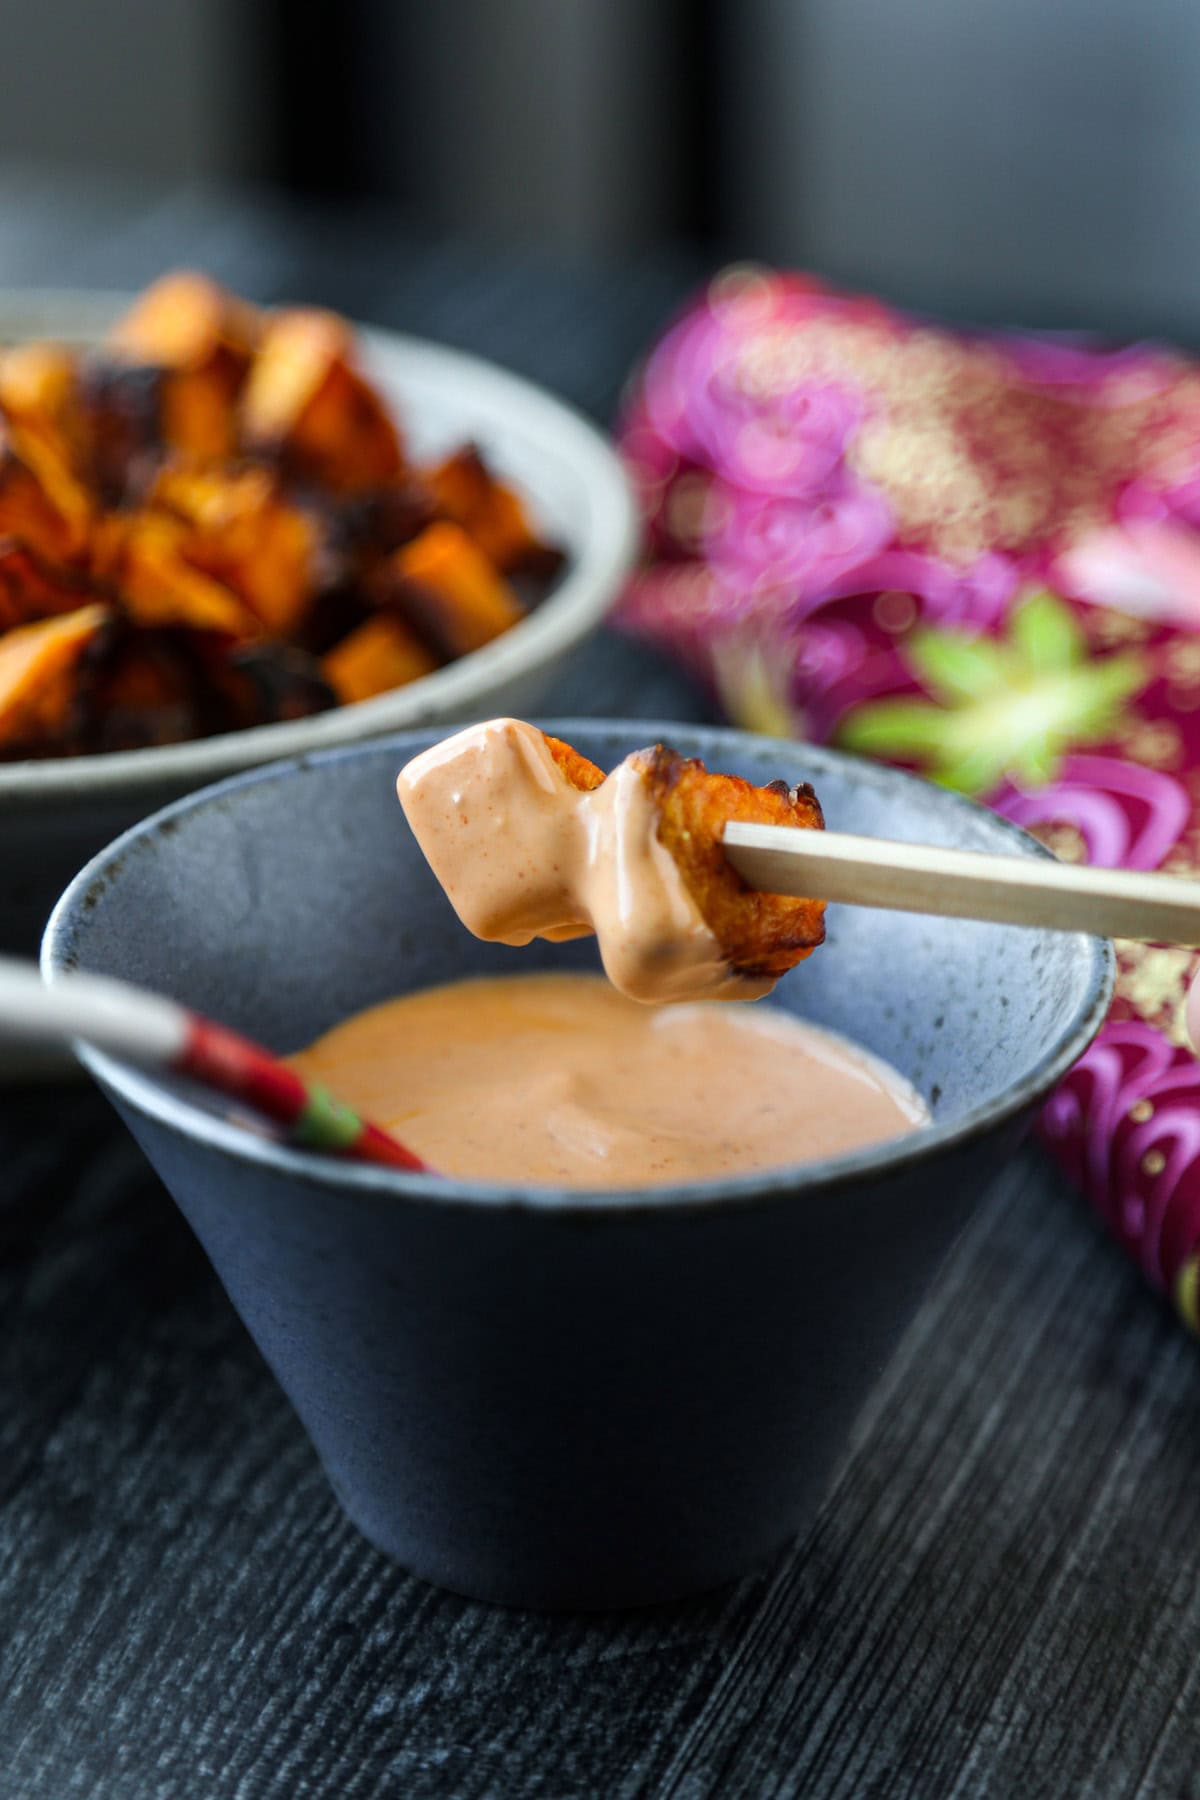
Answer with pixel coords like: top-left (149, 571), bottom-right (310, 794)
top-left (0, 0), bottom-right (1198, 341)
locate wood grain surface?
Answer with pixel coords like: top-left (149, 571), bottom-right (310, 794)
top-left (4, 1096), bottom-right (1198, 1799)
top-left (0, 184), bottom-right (1198, 1798)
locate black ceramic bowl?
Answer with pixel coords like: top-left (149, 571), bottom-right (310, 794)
top-left (43, 723), bottom-right (1113, 1610)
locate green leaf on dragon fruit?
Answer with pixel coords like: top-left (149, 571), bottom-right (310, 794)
top-left (836, 591), bottom-right (1146, 794)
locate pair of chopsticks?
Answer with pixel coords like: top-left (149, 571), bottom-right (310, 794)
top-left (7, 828), bottom-right (1198, 1177)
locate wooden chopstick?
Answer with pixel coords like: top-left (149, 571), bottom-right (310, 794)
top-left (722, 822), bottom-right (1200, 944)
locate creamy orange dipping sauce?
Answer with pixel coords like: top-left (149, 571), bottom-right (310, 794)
top-left (397, 718), bottom-right (772, 1003)
top-left (289, 972), bottom-right (928, 1189)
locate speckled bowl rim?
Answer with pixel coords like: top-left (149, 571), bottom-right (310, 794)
top-left (43, 722), bottom-right (1116, 1218)
top-left (0, 292), bottom-right (638, 809)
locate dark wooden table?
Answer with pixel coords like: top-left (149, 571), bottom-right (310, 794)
top-left (3, 179), bottom-right (1200, 1800)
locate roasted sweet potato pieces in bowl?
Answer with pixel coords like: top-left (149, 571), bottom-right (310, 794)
top-left (0, 272), bottom-right (565, 761)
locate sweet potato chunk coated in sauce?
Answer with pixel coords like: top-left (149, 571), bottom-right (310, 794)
top-left (544, 731), bottom-right (826, 980)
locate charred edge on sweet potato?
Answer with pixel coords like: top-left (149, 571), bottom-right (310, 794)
top-left (635, 745), bottom-right (826, 978)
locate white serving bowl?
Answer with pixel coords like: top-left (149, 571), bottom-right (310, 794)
top-left (0, 290), bottom-right (638, 957)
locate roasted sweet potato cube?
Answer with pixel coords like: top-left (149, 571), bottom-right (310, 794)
top-left (240, 309), bottom-right (404, 492)
top-left (78, 628), bottom-right (332, 751)
top-left (0, 446), bottom-right (73, 563)
top-left (148, 463), bottom-right (324, 637)
top-left (82, 358), bottom-right (234, 498)
top-left (425, 444), bottom-right (563, 578)
top-left (0, 342), bottom-right (78, 433)
top-left (106, 273), bottom-right (260, 463)
top-left (102, 515), bottom-right (259, 638)
top-left (634, 745), bottom-right (826, 980)
top-left (322, 612), bottom-right (438, 704)
top-left (74, 360), bottom-right (165, 504)
top-left (222, 641), bottom-right (335, 727)
top-left (0, 347), bottom-right (97, 525)
top-left (9, 421), bottom-right (94, 554)
top-left (0, 538), bottom-right (104, 631)
top-left (159, 369), bottom-right (242, 461)
top-left (292, 583), bottom-right (371, 657)
top-left (0, 602), bottom-right (110, 750)
top-left (77, 624), bottom-right (222, 752)
top-left (0, 419), bottom-right (93, 563)
top-left (94, 630), bottom-right (201, 717)
top-left (107, 272), bottom-right (260, 373)
top-left (380, 521), bottom-right (524, 659)
top-left (331, 481), bottom-right (437, 562)
top-left (241, 308), bottom-right (353, 427)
